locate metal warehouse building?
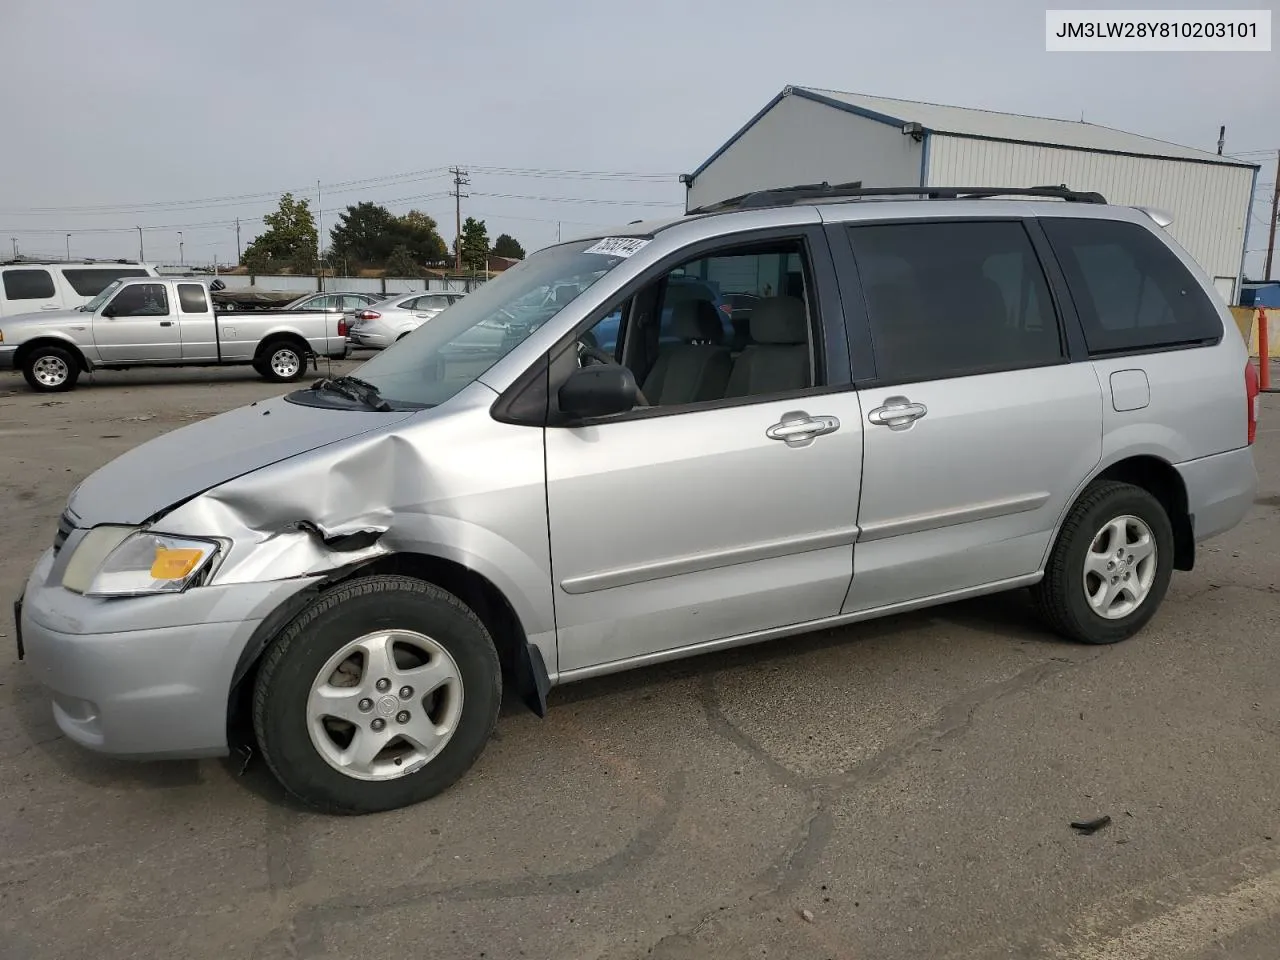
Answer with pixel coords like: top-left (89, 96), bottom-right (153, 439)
top-left (682, 86), bottom-right (1259, 303)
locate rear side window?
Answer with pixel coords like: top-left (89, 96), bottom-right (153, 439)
top-left (1041, 218), bottom-right (1222, 354)
top-left (61, 268), bottom-right (149, 297)
top-left (3, 269), bottom-right (55, 301)
top-left (847, 221), bottom-right (1062, 383)
top-left (177, 283), bottom-right (209, 313)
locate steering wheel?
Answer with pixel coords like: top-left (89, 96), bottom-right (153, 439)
top-left (576, 340), bottom-right (649, 407)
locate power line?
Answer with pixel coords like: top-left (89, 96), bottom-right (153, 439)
top-left (469, 191), bottom-right (681, 207)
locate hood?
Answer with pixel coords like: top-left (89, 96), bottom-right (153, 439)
top-left (68, 394), bottom-right (416, 526)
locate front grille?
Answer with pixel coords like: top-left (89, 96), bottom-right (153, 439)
top-left (52, 511), bottom-right (74, 554)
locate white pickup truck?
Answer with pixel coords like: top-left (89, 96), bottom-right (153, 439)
top-left (0, 277), bottom-right (350, 392)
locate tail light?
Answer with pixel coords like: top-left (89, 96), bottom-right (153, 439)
top-left (355, 310), bottom-right (380, 321)
top-left (1245, 360), bottom-right (1259, 445)
top-left (719, 303), bottom-right (733, 317)
top-left (337, 318), bottom-right (348, 337)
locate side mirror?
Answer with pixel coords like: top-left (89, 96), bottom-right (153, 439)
top-left (101, 304), bottom-right (116, 317)
top-left (558, 364), bottom-right (639, 420)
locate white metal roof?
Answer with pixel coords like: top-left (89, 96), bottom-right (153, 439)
top-left (796, 87), bottom-right (1254, 167)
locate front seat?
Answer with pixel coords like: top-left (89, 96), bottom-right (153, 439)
top-left (724, 296), bottom-right (810, 397)
top-left (641, 299), bottom-right (733, 405)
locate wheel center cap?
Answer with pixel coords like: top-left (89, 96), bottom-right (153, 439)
top-left (375, 695), bottom-right (399, 717)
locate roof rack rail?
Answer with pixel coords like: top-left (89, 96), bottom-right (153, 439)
top-left (688, 183), bottom-right (1107, 215)
top-left (0, 257), bottom-right (144, 267)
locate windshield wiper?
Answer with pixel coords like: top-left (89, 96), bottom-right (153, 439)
top-left (309, 375), bottom-right (393, 412)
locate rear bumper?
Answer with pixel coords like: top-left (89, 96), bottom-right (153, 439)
top-left (1176, 445), bottom-right (1258, 543)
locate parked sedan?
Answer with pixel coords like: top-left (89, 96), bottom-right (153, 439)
top-left (284, 292), bottom-right (385, 313)
top-left (347, 291), bottom-right (466, 349)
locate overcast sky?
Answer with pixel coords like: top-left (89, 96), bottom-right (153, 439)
top-left (1, 0), bottom-right (1276, 276)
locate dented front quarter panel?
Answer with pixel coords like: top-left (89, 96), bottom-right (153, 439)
top-left (157, 381), bottom-right (559, 675)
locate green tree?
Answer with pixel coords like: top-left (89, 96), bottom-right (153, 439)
top-left (491, 233), bottom-right (525, 259)
top-left (384, 244), bottom-right (422, 277)
top-left (241, 193), bottom-right (318, 273)
top-left (328, 203), bottom-right (448, 269)
top-left (459, 216), bottom-right (490, 271)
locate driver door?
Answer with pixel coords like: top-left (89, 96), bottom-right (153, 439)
top-left (543, 230), bottom-right (863, 674)
top-left (93, 282), bottom-right (182, 362)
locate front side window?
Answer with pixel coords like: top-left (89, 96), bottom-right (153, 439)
top-left (3, 269), bottom-right (55, 301)
top-left (108, 283), bottom-right (169, 317)
top-left (572, 241), bottom-right (816, 410)
top-left (351, 239), bottom-right (640, 407)
top-left (61, 268), bottom-right (148, 297)
top-left (848, 220), bottom-right (1062, 383)
top-left (1041, 217), bottom-right (1222, 354)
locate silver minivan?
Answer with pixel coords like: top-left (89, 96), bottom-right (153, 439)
top-left (16, 186), bottom-right (1260, 814)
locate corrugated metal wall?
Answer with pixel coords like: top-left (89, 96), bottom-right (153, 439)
top-left (926, 135), bottom-right (1254, 296)
top-left (210, 275), bottom-right (473, 295)
top-left (687, 93), bottom-right (922, 211)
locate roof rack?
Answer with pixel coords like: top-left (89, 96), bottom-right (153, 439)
top-left (0, 257), bottom-right (145, 267)
top-left (688, 183), bottom-right (1107, 214)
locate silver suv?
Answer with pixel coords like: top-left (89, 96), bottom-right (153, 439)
top-left (16, 185), bottom-right (1260, 814)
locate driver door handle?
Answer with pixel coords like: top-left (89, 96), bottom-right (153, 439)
top-left (867, 396), bottom-right (928, 429)
top-left (766, 410), bottom-right (840, 447)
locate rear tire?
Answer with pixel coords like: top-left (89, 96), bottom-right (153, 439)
top-left (23, 345), bottom-right (80, 392)
top-left (257, 340), bottom-right (308, 383)
top-left (1033, 481), bottom-right (1174, 645)
top-left (252, 576), bottom-right (502, 814)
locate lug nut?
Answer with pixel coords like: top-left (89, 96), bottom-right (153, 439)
top-left (396, 710), bottom-right (411, 724)
top-left (399, 686), bottom-right (414, 699)
top-left (375, 678), bottom-right (391, 692)
top-left (371, 718), bottom-right (386, 731)
top-left (358, 698), bottom-right (373, 712)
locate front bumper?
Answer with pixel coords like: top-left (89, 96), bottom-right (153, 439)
top-left (18, 548), bottom-right (318, 759)
top-left (0, 344), bottom-right (17, 370)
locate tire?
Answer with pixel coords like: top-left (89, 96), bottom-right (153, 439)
top-left (252, 575), bottom-right (501, 814)
top-left (22, 344), bottom-right (80, 392)
top-left (1032, 481), bottom-right (1174, 645)
top-left (257, 340), bottom-right (308, 383)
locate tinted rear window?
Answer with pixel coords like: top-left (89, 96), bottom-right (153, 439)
top-left (61, 268), bottom-right (149, 297)
top-left (1041, 218), bottom-right (1222, 354)
top-left (847, 220), bottom-right (1062, 383)
top-left (3, 269), bottom-right (55, 301)
top-left (177, 283), bottom-right (209, 312)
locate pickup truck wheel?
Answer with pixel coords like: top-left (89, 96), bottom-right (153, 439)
top-left (1032, 481), bottom-right (1174, 645)
top-left (252, 575), bottom-right (501, 815)
top-left (23, 345), bottom-right (80, 392)
top-left (258, 342), bottom-right (307, 383)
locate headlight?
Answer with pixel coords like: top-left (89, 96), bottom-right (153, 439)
top-left (61, 526), bottom-right (221, 597)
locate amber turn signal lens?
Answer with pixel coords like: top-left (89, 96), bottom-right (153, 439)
top-left (150, 548), bottom-right (205, 580)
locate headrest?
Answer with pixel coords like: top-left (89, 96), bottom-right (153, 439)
top-left (750, 296), bottom-right (807, 344)
top-left (669, 299), bottom-right (723, 343)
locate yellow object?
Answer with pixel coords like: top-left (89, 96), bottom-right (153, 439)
top-left (1231, 306), bottom-right (1280, 359)
top-left (150, 547), bottom-right (204, 579)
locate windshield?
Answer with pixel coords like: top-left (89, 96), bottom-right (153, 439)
top-left (81, 280), bottom-right (122, 312)
top-left (352, 239), bottom-right (638, 407)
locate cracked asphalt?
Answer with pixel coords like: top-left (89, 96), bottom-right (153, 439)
top-left (1, 363), bottom-right (1278, 960)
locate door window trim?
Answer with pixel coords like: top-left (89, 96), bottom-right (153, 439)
top-left (833, 216), bottom-right (1074, 390)
top-left (491, 225), bottom-right (853, 428)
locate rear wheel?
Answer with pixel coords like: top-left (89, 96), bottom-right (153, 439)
top-left (256, 340), bottom-right (308, 382)
top-left (252, 576), bottom-right (502, 814)
top-left (1033, 481), bottom-right (1174, 644)
top-left (23, 345), bottom-right (80, 392)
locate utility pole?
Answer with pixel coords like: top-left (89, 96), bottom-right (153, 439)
top-left (10, 238), bottom-right (16, 258)
top-left (178, 231), bottom-right (184, 266)
top-left (65, 234), bottom-right (71, 260)
top-left (137, 226), bottom-right (144, 262)
top-left (1217, 125), bottom-right (1225, 155)
top-left (450, 166), bottom-right (470, 271)
top-left (316, 179), bottom-right (324, 291)
top-left (235, 218), bottom-right (241, 264)
top-left (1266, 150), bottom-right (1280, 282)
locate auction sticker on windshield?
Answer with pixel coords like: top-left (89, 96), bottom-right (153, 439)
top-left (583, 237), bottom-right (651, 258)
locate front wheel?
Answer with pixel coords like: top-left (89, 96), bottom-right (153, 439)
top-left (252, 576), bottom-right (502, 814)
top-left (1032, 481), bottom-right (1174, 645)
top-left (23, 345), bottom-right (80, 392)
